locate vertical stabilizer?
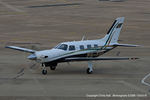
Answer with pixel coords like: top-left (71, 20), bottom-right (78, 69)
top-left (102, 17), bottom-right (125, 45)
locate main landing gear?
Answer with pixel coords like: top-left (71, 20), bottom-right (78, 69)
top-left (86, 61), bottom-right (93, 74)
top-left (50, 66), bottom-right (56, 70)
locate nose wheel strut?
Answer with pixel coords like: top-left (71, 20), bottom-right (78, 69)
top-left (42, 63), bottom-right (47, 75)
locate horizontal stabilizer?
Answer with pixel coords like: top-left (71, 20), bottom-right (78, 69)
top-left (5, 46), bottom-right (36, 53)
top-left (113, 44), bottom-right (140, 47)
top-left (64, 57), bottom-right (139, 62)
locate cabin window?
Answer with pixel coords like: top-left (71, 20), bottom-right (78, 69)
top-left (56, 44), bottom-right (68, 50)
top-left (69, 45), bottom-right (75, 51)
top-left (80, 45), bottom-right (84, 50)
top-left (87, 45), bottom-right (92, 49)
top-left (94, 44), bottom-right (98, 48)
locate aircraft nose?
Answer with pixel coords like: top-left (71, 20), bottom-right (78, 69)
top-left (27, 54), bottom-right (37, 60)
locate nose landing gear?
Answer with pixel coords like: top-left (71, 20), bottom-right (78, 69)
top-left (42, 64), bottom-right (47, 75)
top-left (41, 63), bottom-right (57, 75)
top-left (42, 69), bottom-right (47, 75)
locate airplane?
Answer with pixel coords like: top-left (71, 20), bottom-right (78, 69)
top-left (6, 17), bottom-right (139, 75)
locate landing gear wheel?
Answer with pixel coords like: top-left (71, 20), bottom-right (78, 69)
top-left (86, 68), bottom-right (93, 74)
top-left (42, 70), bottom-right (47, 75)
top-left (50, 66), bottom-right (56, 70)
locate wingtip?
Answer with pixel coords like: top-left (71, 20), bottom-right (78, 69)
top-left (5, 46), bottom-right (13, 48)
top-left (5, 46), bottom-right (9, 48)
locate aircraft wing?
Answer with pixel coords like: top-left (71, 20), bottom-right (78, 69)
top-left (113, 44), bottom-right (140, 47)
top-left (5, 46), bottom-right (36, 53)
top-left (64, 57), bottom-right (139, 62)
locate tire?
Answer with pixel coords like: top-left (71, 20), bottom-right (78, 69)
top-left (86, 68), bottom-right (93, 74)
top-left (50, 66), bottom-right (56, 70)
top-left (42, 70), bottom-right (47, 75)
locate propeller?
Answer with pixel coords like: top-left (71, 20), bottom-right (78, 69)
top-left (28, 44), bottom-right (40, 70)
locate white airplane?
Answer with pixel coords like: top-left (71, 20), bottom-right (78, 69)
top-left (6, 17), bottom-right (139, 75)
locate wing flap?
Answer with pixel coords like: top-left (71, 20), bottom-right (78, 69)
top-left (64, 57), bottom-right (139, 62)
top-left (6, 46), bottom-right (36, 53)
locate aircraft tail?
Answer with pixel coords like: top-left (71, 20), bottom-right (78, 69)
top-left (101, 17), bottom-right (125, 45)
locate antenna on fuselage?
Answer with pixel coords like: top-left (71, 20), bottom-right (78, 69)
top-left (81, 35), bottom-right (85, 41)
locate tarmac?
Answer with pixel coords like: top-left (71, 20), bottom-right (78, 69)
top-left (0, 0), bottom-right (150, 99)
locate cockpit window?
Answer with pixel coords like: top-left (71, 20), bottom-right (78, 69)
top-left (55, 44), bottom-right (68, 50)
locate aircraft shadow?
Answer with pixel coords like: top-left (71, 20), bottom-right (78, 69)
top-left (28, 3), bottom-right (81, 8)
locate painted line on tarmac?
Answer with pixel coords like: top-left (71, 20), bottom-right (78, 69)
top-left (0, 0), bottom-right (24, 12)
top-left (141, 73), bottom-right (150, 87)
top-left (119, 80), bottom-right (147, 93)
